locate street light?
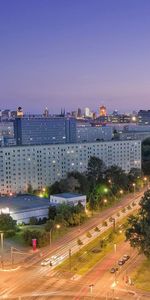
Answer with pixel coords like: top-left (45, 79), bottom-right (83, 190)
top-left (89, 284), bottom-right (94, 297)
top-left (0, 232), bottom-right (4, 268)
top-left (103, 198), bottom-right (107, 204)
top-left (119, 190), bottom-right (123, 195)
top-left (132, 183), bottom-right (136, 195)
top-left (49, 224), bottom-right (60, 246)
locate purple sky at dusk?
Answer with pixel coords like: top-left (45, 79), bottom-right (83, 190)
top-left (0, 0), bottom-right (150, 114)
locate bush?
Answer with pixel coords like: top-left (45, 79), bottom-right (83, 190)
top-left (77, 238), bottom-right (83, 246)
top-left (5, 230), bottom-right (16, 238)
top-left (102, 221), bottom-right (108, 227)
top-left (29, 217), bottom-right (38, 225)
top-left (91, 247), bottom-right (101, 253)
top-left (127, 205), bottom-right (132, 210)
top-left (23, 229), bottom-right (49, 247)
top-left (86, 231), bottom-right (92, 238)
top-left (95, 226), bottom-right (100, 232)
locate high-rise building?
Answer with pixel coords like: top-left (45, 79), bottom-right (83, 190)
top-left (77, 108), bottom-right (82, 118)
top-left (99, 105), bottom-right (107, 116)
top-left (138, 110), bottom-right (150, 125)
top-left (84, 107), bottom-right (90, 117)
top-left (43, 107), bottom-right (49, 117)
top-left (14, 116), bottom-right (77, 146)
top-left (0, 140), bottom-right (141, 195)
top-left (17, 107), bottom-right (23, 118)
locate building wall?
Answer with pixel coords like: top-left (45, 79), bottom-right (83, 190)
top-left (11, 207), bottom-right (49, 224)
top-left (14, 117), bottom-right (77, 145)
top-left (0, 140), bottom-right (141, 195)
top-left (50, 195), bottom-right (86, 207)
top-left (77, 124), bottom-right (113, 142)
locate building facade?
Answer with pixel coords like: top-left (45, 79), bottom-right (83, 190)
top-left (14, 116), bottom-right (77, 145)
top-left (138, 110), bottom-right (150, 125)
top-left (50, 193), bottom-right (86, 207)
top-left (77, 123), bottom-right (113, 142)
top-left (0, 140), bottom-right (141, 195)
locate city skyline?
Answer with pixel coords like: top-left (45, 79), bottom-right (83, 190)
top-left (1, 0), bottom-right (150, 112)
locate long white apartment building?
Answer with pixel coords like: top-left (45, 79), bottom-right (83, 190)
top-left (0, 140), bottom-right (141, 195)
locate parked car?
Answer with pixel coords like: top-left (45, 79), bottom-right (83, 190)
top-left (118, 259), bottom-right (125, 266)
top-left (110, 267), bottom-right (118, 273)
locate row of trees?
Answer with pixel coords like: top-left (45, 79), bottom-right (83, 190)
top-left (43, 157), bottom-right (143, 212)
top-left (45, 202), bottom-right (87, 230)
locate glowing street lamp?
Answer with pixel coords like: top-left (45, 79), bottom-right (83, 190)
top-left (103, 198), bottom-right (107, 204)
top-left (104, 187), bottom-right (108, 193)
top-left (50, 224), bottom-right (60, 246)
top-left (132, 183), bottom-right (136, 195)
top-left (39, 193), bottom-right (43, 198)
top-left (119, 190), bottom-right (123, 195)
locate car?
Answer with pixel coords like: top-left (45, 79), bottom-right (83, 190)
top-left (110, 267), bottom-right (118, 273)
top-left (118, 259), bottom-right (125, 266)
top-left (122, 254), bottom-right (130, 262)
top-left (41, 258), bottom-right (50, 266)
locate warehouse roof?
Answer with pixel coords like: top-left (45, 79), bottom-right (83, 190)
top-left (52, 193), bottom-right (84, 199)
top-left (0, 194), bottom-right (50, 212)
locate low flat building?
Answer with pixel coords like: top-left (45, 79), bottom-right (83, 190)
top-left (50, 193), bottom-right (86, 207)
top-left (0, 194), bottom-right (50, 224)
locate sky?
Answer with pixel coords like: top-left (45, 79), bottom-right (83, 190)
top-left (0, 0), bottom-right (150, 114)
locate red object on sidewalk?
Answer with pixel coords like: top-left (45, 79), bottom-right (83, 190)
top-left (32, 239), bottom-right (37, 251)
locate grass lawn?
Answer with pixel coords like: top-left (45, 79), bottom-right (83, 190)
top-left (132, 259), bottom-right (150, 292)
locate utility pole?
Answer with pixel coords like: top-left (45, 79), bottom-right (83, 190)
top-left (11, 247), bottom-right (14, 265)
top-left (49, 229), bottom-right (52, 246)
top-left (112, 218), bottom-right (116, 232)
top-left (0, 232), bottom-right (4, 268)
top-left (89, 284), bottom-right (94, 298)
top-left (69, 248), bottom-right (71, 272)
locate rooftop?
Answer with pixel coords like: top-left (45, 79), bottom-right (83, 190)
top-left (52, 193), bottom-right (84, 199)
top-left (0, 194), bottom-right (50, 212)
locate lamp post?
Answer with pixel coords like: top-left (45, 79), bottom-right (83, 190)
top-left (119, 189), bottom-right (123, 195)
top-left (111, 218), bottom-right (116, 232)
top-left (0, 232), bottom-right (4, 268)
top-left (69, 248), bottom-right (71, 272)
top-left (89, 284), bottom-right (94, 298)
top-left (132, 183), bottom-right (136, 196)
top-left (49, 224), bottom-right (60, 246)
top-left (103, 198), bottom-right (107, 205)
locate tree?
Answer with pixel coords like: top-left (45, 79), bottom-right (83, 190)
top-left (128, 168), bottom-right (142, 183)
top-left (48, 206), bottom-right (57, 220)
top-left (125, 190), bottom-right (150, 257)
top-left (142, 138), bottom-right (150, 175)
top-left (0, 214), bottom-right (17, 232)
top-left (45, 219), bottom-right (54, 232)
top-left (64, 176), bottom-right (80, 193)
top-left (67, 171), bottom-right (90, 194)
top-left (87, 156), bottom-right (105, 186)
top-left (27, 183), bottom-right (33, 194)
top-left (29, 217), bottom-right (38, 225)
top-left (105, 165), bottom-right (129, 190)
top-left (23, 229), bottom-right (49, 247)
